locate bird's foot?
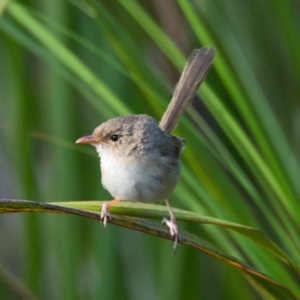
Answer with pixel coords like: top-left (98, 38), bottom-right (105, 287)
top-left (100, 202), bottom-right (112, 227)
top-left (163, 199), bottom-right (181, 254)
top-left (162, 216), bottom-right (180, 254)
top-left (100, 198), bottom-right (121, 226)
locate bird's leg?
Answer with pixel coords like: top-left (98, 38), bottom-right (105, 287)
top-left (100, 197), bottom-right (121, 226)
top-left (162, 199), bottom-right (180, 254)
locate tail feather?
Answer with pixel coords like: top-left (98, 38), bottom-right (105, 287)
top-left (159, 47), bottom-right (215, 133)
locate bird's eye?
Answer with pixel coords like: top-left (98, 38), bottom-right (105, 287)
top-left (110, 135), bottom-right (120, 142)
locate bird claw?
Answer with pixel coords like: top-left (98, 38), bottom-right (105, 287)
top-left (162, 217), bottom-right (180, 254)
top-left (100, 202), bottom-right (112, 227)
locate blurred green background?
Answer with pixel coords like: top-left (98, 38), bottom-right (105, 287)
top-left (1, 0), bottom-right (300, 299)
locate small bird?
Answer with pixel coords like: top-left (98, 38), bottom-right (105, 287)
top-left (76, 47), bottom-right (215, 251)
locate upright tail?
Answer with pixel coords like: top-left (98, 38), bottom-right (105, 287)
top-left (159, 46), bottom-right (216, 133)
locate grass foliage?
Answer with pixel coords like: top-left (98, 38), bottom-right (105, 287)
top-left (1, 1), bottom-right (300, 299)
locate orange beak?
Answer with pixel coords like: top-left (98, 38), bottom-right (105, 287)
top-left (76, 135), bottom-right (98, 144)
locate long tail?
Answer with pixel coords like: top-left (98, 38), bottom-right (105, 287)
top-left (159, 46), bottom-right (215, 133)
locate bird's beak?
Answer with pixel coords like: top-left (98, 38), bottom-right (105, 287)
top-left (76, 135), bottom-right (98, 144)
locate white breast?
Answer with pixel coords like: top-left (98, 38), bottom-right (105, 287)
top-left (96, 145), bottom-right (156, 202)
top-left (97, 147), bottom-right (178, 202)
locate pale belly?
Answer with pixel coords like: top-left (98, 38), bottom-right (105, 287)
top-left (99, 151), bottom-right (177, 202)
